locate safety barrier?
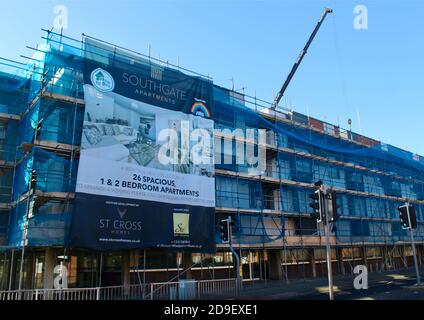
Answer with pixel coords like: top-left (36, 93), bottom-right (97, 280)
top-left (0, 278), bottom-right (237, 300)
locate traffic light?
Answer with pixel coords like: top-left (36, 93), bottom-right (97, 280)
top-left (409, 206), bottom-right (417, 229)
top-left (329, 191), bottom-right (340, 222)
top-left (219, 219), bottom-right (230, 243)
top-left (398, 206), bottom-right (410, 229)
top-left (309, 190), bottom-right (323, 222)
top-left (398, 204), bottom-right (417, 230)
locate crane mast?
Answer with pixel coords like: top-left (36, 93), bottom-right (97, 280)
top-left (271, 7), bottom-right (333, 110)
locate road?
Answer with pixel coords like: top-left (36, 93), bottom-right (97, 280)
top-left (240, 268), bottom-right (424, 300)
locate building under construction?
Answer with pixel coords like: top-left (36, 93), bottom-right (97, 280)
top-left (0, 30), bottom-right (423, 291)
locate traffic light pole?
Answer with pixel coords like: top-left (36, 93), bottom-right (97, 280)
top-left (406, 203), bottom-right (421, 285)
top-left (309, 182), bottom-right (334, 300)
top-left (322, 187), bottom-right (334, 300)
top-left (229, 241), bottom-right (241, 298)
top-left (228, 216), bottom-right (241, 298)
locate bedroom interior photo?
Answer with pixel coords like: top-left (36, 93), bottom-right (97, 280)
top-left (81, 89), bottom-right (214, 177)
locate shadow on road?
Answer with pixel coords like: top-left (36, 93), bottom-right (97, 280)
top-left (240, 267), bottom-right (424, 300)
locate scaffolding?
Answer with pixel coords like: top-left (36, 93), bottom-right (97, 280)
top-left (0, 29), bottom-right (423, 285)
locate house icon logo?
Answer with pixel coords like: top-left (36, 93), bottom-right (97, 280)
top-left (90, 68), bottom-right (115, 92)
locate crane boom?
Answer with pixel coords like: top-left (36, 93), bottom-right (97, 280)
top-left (271, 7), bottom-right (333, 109)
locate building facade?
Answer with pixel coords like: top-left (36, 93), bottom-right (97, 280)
top-left (0, 31), bottom-right (423, 289)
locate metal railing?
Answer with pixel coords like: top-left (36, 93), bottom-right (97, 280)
top-left (0, 278), bottom-right (237, 301)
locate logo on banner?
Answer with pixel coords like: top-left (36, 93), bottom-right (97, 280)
top-left (117, 208), bottom-right (127, 219)
top-left (190, 98), bottom-right (210, 118)
top-left (173, 213), bottom-right (190, 235)
top-left (91, 68), bottom-right (115, 92)
top-left (99, 206), bottom-right (142, 235)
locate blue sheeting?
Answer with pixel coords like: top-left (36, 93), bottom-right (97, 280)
top-left (214, 86), bottom-right (424, 172)
top-left (7, 147), bottom-right (76, 247)
top-left (3, 31), bottom-right (424, 249)
top-left (213, 86), bottom-right (424, 244)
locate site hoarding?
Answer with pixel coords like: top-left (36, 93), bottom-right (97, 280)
top-left (69, 42), bottom-right (215, 252)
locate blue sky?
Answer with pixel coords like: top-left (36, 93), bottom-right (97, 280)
top-left (0, 0), bottom-right (423, 154)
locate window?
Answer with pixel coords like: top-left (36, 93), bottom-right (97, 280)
top-left (328, 166), bottom-right (340, 180)
top-left (351, 220), bottom-right (370, 236)
top-left (213, 252), bottom-right (233, 266)
top-left (0, 122), bottom-right (6, 140)
top-left (295, 217), bottom-right (317, 236)
top-left (324, 123), bottom-right (336, 135)
top-left (293, 158), bottom-right (313, 183)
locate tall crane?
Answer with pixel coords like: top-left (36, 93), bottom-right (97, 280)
top-left (271, 7), bottom-right (333, 110)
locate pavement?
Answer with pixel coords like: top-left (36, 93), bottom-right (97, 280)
top-left (239, 268), bottom-right (424, 300)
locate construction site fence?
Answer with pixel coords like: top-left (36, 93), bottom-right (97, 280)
top-left (0, 278), bottom-right (237, 300)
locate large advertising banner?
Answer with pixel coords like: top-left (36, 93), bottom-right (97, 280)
top-left (69, 50), bottom-right (215, 252)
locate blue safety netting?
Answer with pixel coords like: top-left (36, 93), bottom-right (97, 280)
top-left (2, 30), bottom-right (424, 250)
top-left (213, 85), bottom-right (424, 245)
top-left (7, 200), bottom-right (71, 247)
top-left (8, 147), bottom-right (75, 247)
top-left (0, 72), bottom-right (29, 116)
top-left (214, 86), bottom-right (424, 173)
